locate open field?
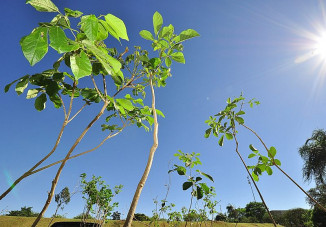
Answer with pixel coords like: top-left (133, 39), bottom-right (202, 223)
top-left (0, 216), bottom-right (284, 227)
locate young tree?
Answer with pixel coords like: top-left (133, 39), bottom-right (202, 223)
top-left (3, 1), bottom-right (198, 226)
top-left (49, 187), bottom-right (71, 226)
top-left (80, 173), bottom-right (122, 226)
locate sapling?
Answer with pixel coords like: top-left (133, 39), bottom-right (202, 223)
top-left (3, 1), bottom-right (195, 226)
top-left (169, 150), bottom-right (214, 227)
top-left (205, 94), bottom-right (326, 227)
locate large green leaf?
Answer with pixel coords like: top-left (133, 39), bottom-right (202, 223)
top-left (15, 76), bottom-right (29, 95)
top-left (34, 93), bottom-right (47, 111)
top-left (268, 147), bottom-right (277, 158)
top-left (105, 14), bottom-right (129, 41)
top-left (170, 52), bottom-right (185, 64)
top-left (173, 29), bottom-right (200, 43)
top-left (200, 171), bottom-right (214, 182)
top-left (218, 135), bottom-right (224, 146)
top-left (70, 50), bottom-right (92, 80)
top-left (182, 182), bottom-right (193, 191)
top-left (20, 27), bottom-right (48, 66)
top-left (83, 40), bottom-right (121, 75)
top-left (153, 11), bottom-right (163, 35)
top-left (199, 183), bottom-right (210, 194)
top-left (96, 20), bottom-right (109, 41)
top-left (81, 88), bottom-right (101, 103)
top-left (116, 99), bottom-right (134, 111)
top-left (196, 186), bottom-right (204, 199)
top-left (26, 0), bottom-right (59, 12)
top-left (26, 89), bottom-right (41, 99)
top-left (49, 26), bottom-right (79, 53)
top-left (139, 30), bottom-right (154, 41)
top-left (81, 15), bottom-right (98, 41)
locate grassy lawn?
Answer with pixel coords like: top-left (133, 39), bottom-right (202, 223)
top-left (0, 216), bottom-right (284, 227)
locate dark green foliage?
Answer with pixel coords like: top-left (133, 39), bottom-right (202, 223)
top-left (312, 206), bottom-right (326, 226)
top-left (283, 208), bottom-right (310, 227)
top-left (133, 213), bottom-right (150, 221)
top-left (244, 202), bottom-right (266, 223)
top-left (299, 129), bottom-right (326, 184)
top-left (7, 206), bottom-right (39, 217)
top-left (54, 187), bottom-right (71, 210)
top-left (215, 213), bottom-right (227, 221)
top-left (111, 211), bottom-right (121, 220)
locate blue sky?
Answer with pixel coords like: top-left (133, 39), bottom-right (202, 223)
top-left (1, 0), bottom-right (326, 219)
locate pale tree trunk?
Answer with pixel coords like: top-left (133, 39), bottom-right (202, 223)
top-left (123, 77), bottom-right (158, 227)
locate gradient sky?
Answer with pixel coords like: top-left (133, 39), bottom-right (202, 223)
top-left (1, 0), bottom-right (326, 219)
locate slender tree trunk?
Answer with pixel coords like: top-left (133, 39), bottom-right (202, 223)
top-left (123, 77), bottom-right (158, 227)
top-left (32, 102), bottom-right (108, 227)
top-left (232, 130), bottom-right (277, 227)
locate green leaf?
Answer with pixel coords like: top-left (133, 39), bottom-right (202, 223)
top-left (26, 89), bottom-right (41, 99)
top-left (182, 182), bottom-right (193, 191)
top-left (116, 99), bottom-right (134, 111)
top-left (235, 116), bottom-right (244, 124)
top-left (160, 26), bottom-right (172, 38)
top-left (83, 40), bottom-right (122, 75)
top-left (176, 166), bottom-right (186, 175)
top-left (204, 128), bottom-right (212, 138)
top-left (156, 109), bottom-right (165, 118)
top-left (268, 146), bottom-right (277, 158)
top-left (26, 0), bottom-right (59, 12)
top-left (248, 153), bottom-right (256, 159)
top-left (173, 29), bottom-right (200, 43)
top-left (20, 27), bottom-right (48, 66)
top-left (49, 26), bottom-right (79, 53)
top-left (237, 110), bottom-right (245, 115)
top-left (199, 183), bottom-right (210, 194)
top-left (96, 20), bottom-right (109, 41)
top-left (34, 93), bottom-right (47, 111)
top-left (274, 159), bottom-right (281, 166)
top-left (195, 177), bottom-right (202, 182)
top-left (105, 14), bottom-right (129, 41)
top-left (196, 186), bottom-right (204, 200)
top-left (70, 50), bottom-right (92, 80)
top-left (225, 133), bottom-right (233, 140)
top-left (81, 88), bottom-right (101, 103)
top-left (81, 15), bottom-right (98, 41)
top-left (49, 94), bottom-right (62, 108)
top-left (15, 76), bottom-right (29, 95)
top-left (266, 166), bottom-right (273, 175)
top-left (64, 8), bottom-right (83, 17)
top-left (218, 135), bottom-right (224, 146)
top-left (5, 79), bottom-right (20, 93)
top-left (249, 144), bottom-right (258, 153)
top-left (149, 58), bottom-right (161, 68)
top-left (139, 30), bottom-right (154, 41)
top-left (165, 57), bottom-right (172, 67)
top-left (153, 11), bottom-right (163, 35)
top-left (170, 52), bottom-right (185, 64)
top-left (200, 171), bottom-right (214, 182)
top-left (252, 172), bottom-right (259, 181)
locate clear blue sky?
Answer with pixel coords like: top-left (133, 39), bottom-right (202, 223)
top-left (1, 0), bottom-right (326, 219)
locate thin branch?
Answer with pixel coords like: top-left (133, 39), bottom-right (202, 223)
top-left (68, 103), bottom-right (88, 123)
top-left (91, 75), bottom-right (105, 101)
top-left (232, 129), bottom-right (277, 227)
top-left (241, 123), bottom-right (326, 213)
top-left (28, 128), bottom-right (125, 176)
top-left (102, 75), bottom-right (108, 99)
top-left (58, 94), bottom-right (67, 118)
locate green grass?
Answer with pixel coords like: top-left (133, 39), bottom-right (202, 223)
top-left (0, 216), bottom-right (283, 227)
